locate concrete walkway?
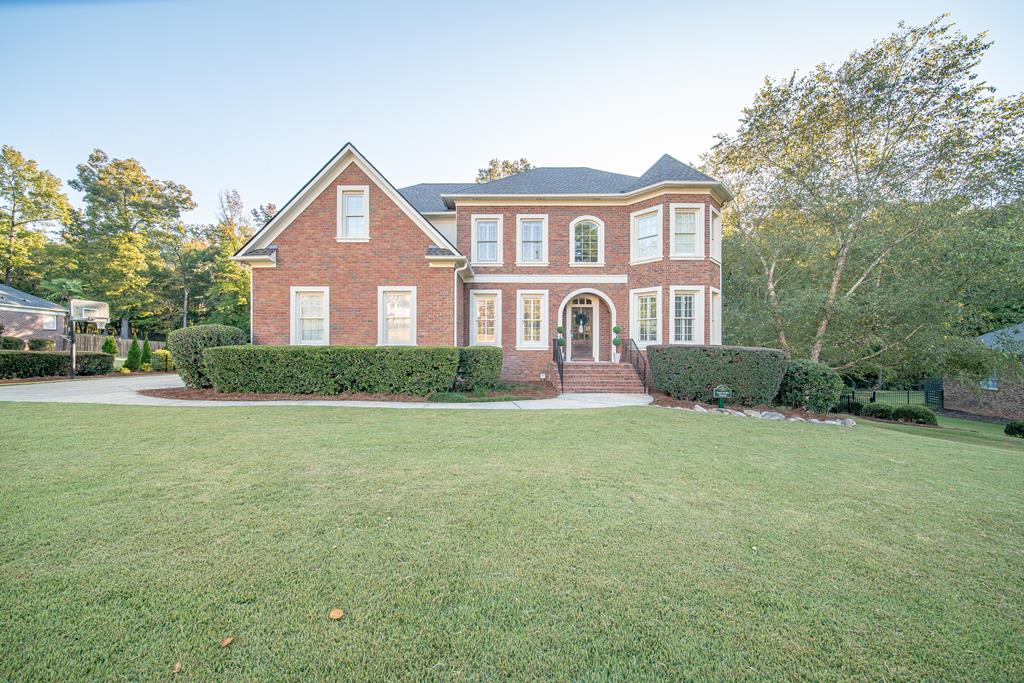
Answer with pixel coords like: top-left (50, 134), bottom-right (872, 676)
top-left (0, 374), bottom-right (653, 410)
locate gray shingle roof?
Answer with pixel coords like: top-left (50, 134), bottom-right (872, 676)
top-left (399, 183), bottom-right (475, 213)
top-left (426, 245), bottom-right (456, 257)
top-left (625, 154), bottom-right (716, 190)
top-left (978, 323), bottom-right (1024, 351)
top-left (0, 284), bottom-right (65, 312)
top-left (451, 167), bottom-right (640, 195)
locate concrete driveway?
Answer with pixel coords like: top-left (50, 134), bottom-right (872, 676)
top-left (0, 374), bottom-right (652, 410)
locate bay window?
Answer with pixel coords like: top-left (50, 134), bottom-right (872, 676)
top-left (670, 286), bottom-right (705, 345)
top-left (630, 287), bottom-right (661, 347)
top-left (630, 206), bottom-right (663, 263)
top-left (670, 203), bottom-right (705, 258)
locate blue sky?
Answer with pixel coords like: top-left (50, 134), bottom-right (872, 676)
top-left (3, 0), bottom-right (1022, 224)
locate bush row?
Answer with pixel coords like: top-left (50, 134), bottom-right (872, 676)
top-left (647, 344), bottom-right (789, 406)
top-left (0, 351), bottom-right (114, 379)
top-left (202, 345), bottom-right (503, 396)
top-left (859, 403), bottom-right (938, 425)
top-left (167, 324), bottom-right (247, 388)
top-left (1, 336), bottom-right (25, 350)
top-left (1005, 421), bottom-right (1024, 438)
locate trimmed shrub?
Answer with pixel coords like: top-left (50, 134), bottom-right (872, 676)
top-left (0, 351), bottom-right (113, 379)
top-left (203, 345), bottom-right (461, 396)
top-left (28, 338), bottom-right (56, 351)
top-left (141, 339), bottom-right (152, 366)
top-left (167, 324), bottom-right (246, 388)
top-left (777, 359), bottom-right (845, 413)
top-left (892, 404), bottom-right (938, 425)
top-left (860, 403), bottom-right (896, 420)
top-left (455, 346), bottom-right (502, 391)
top-left (647, 344), bottom-right (788, 406)
top-left (0, 335), bottom-right (25, 350)
top-left (101, 335), bottom-right (118, 355)
top-left (1005, 421), bottom-right (1024, 438)
top-left (847, 400), bottom-right (865, 416)
top-left (152, 348), bottom-right (174, 371)
top-left (124, 337), bottom-right (142, 371)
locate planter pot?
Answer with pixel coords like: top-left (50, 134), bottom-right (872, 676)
top-left (612, 352), bottom-right (621, 363)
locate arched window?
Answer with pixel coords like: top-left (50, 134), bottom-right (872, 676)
top-left (569, 216), bottom-right (605, 266)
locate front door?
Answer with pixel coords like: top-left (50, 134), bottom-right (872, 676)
top-left (569, 304), bottom-right (594, 361)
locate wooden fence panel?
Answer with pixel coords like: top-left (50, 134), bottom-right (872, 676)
top-left (58, 334), bottom-right (165, 355)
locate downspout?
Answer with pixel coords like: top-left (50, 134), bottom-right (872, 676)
top-left (248, 266), bottom-right (254, 344)
top-left (453, 259), bottom-right (470, 346)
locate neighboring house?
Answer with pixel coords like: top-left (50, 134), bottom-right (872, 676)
top-left (0, 284), bottom-right (66, 343)
top-left (944, 323), bottom-right (1024, 420)
top-left (233, 143), bottom-right (731, 390)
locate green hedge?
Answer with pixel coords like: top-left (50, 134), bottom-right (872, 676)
top-left (0, 351), bottom-right (114, 379)
top-left (0, 336), bottom-right (25, 350)
top-left (892, 405), bottom-right (938, 425)
top-left (861, 403), bottom-right (895, 420)
top-left (203, 345), bottom-right (462, 395)
top-left (1005, 421), bottom-right (1024, 438)
top-left (28, 338), bottom-right (55, 351)
top-left (167, 324), bottom-right (246, 388)
top-left (647, 344), bottom-right (788, 406)
top-left (776, 359), bottom-right (845, 413)
top-left (455, 347), bottom-right (503, 391)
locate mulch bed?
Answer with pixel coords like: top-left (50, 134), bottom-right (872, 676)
top-left (651, 392), bottom-right (828, 420)
top-left (139, 382), bottom-right (559, 403)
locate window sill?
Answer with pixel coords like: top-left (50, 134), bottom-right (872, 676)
top-left (337, 236), bottom-right (370, 243)
top-left (569, 262), bottom-right (605, 267)
top-left (629, 257), bottom-right (662, 266)
top-left (669, 255), bottom-right (703, 261)
top-left (471, 261), bottom-right (504, 268)
top-left (709, 257), bottom-right (722, 266)
top-left (470, 341), bottom-right (501, 347)
top-left (515, 344), bottom-right (549, 351)
top-left (515, 262), bottom-right (549, 267)
top-left (378, 342), bottom-right (418, 347)
top-left (668, 339), bottom-right (701, 345)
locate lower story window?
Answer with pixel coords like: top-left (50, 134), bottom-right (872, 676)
top-left (516, 290), bottom-right (548, 349)
top-left (471, 291), bottom-right (501, 346)
top-left (42, 314), bottom-right (58, 330)
top-left (379, 286), bottom-right (416, 346)
top-left (631, 287), bottom-right (661, 347)
top-left (980, 375), bottom-right (999, 391)
top-left (291, 287), bottom-right (329, 345)
top-left (673, 293), bottom-right (695, 342)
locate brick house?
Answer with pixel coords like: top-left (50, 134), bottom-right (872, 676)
top-left (0, 284), bottom-right (66, 344)
top-left (233, 144), bottom-right (731, 391)
top-left (944, 323), bottom-right (1024, 420)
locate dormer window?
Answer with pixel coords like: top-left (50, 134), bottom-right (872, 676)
top-left (337, 185), bottom-right (369, 241)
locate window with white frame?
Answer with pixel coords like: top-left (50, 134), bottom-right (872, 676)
top-left (516, 215), bottom-right (547, 265)
top-left (710, 207), bottom-right (722, 262)
top-left (472, 215), bottom-right (503, 265)
top-left (337, 185), bottom-right (369, 241)
top-left (630, 287), bottom-right (661, 347)
top-left (291, 287), bottom-right (329, 345)
top-left (709, 288), bottom-right (722, 344)
top-left (671, 287), bottom-right (705, 344)
top-left (516, 290), bottom-right (548, 349)
top-left (671, 203), bottom-right (704, 258)
top-left (631, 206), bottom-right (663, 263)
top-left (42, 314), bottom-right (58, 330)
top-left (570, 217), bottom-right (604, 265)
top-left (980, 375), bottom-right (1000, 391)
top-left (470, 290), bottom-right (501, 346)
top-left (378, 286), bottom-right (416, 346)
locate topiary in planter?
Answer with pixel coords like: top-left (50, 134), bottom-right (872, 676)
top-left (167, 324), bottom-right (246, 388)
top-left (1005, 421), bottom-right (1024, 438)
top-left (776, 359), bottom-right (845, 413)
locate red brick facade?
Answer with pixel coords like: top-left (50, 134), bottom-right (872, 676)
top-left (945, 378), bottom-right (1024, 420)
top-left (246, 151), bottom-right (725, 383)
top-left (0, 309), bottom-right (65, 343)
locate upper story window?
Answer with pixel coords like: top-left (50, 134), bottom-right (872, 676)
top-left (336, 185), bottom-right (369, 241)
top-left (290, 286), bottom-right (329, 345)
top-left (570, 216), bottom-right (605, 266)
top-left (630, 206), bottom-right (663, 264)
top-left (516, 214), bottom-right (548, 266)
top-left (710, 207), bottom-right (722, 262)
top-left (670, 203), bottom-right (705, 258)
top-left (471, 214), bottom-right (503, 265)
top-left (378, 286), bottom-right (416, 346)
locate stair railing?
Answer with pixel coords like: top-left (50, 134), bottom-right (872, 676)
top-left (552, 338), bottom-right (565, 393)
top-left (623, 338), bottom-right (648, 393)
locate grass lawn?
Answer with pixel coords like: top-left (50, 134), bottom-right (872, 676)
top-left (1, 403), bottom-right (1022, 680)
top-left (867, 413), bottom-right (1024, 453)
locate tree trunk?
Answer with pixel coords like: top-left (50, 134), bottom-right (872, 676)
top-left (810, 241), bottom-right (850, 362)
top-left (762, 259), bottom-right (790, 354)
top-left (182, 288), bottom-right (189, 328)
top-left (120, 315), bottom-right (130, 338)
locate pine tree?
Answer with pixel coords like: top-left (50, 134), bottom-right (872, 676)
top-left (125, 336), bottom-right (142, 371)
top-left (101, 335), bottom-right (117, 355)
top-left (141, 338), bottom-right (152, 366)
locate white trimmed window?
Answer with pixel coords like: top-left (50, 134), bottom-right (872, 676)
top-left (516, 290), bottom-right (548, 350)
top-left (709, 287), bottom-right (722, 344)
top-left (471, 214), bottom-right (503, 265)
top-left (516, 214), bottom-right (548, 266)
top-left (337, 185), bottom-right (369, 241)
top-left (378, 286), bottom-right (417, 346)
top-left (570, 216), bottom-right (605, 266)
top-left (42, 314), bottom-right (58, 330)
top-left (630, 287), bottom-right (661, 348)
top-left (290, 286), bottom-right (329, 345)
top-left (710, 207), bottom-right (722, 262)
top-left (980, 375), bottom-right (1000, 391)
top-left (670, 286), bottom-right (705, 344)
top-left (470, 290), bottom-right (501, 346)
top-left (630, 206), bottom-right (663, 263)
top-left (670, 203), bottom-right (705, 258)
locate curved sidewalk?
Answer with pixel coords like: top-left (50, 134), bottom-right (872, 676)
top-left (0, 374), bottom-right (652, 410)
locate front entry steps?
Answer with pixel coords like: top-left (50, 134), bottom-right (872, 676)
top-left (560, 361), bottom-right (646, 394)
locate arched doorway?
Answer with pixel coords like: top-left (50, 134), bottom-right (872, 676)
top-left (556, 289), bottom-right (618, 363)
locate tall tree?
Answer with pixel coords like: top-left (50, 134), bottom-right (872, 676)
top-left (203, 190), bottom-right (255, 332)
top-left (476, 158), bottom-right (533, 183)
top-left (708, 16), bottom-right (1023, 373)
top-left (0, 146), bottom-right (73, 286)
top-left (68, 150), bottom-right (195, 336)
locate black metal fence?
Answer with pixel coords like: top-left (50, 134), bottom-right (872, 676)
top-left (835, 379), bottom-right (944, 413)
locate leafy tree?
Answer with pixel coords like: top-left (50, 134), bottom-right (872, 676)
top-left (124, 336), bottom-right (142, 371)
top-left (476, 158), bottom-right (533, 183)
top-left (0, 146), bottom-right (73, 286)
top-left (154, 221), bottom-right (215, 330)
top-left (249, 202), bottom-right (277, 227)
top-left (203, 190), bottom-right (254, 332)
top-left (40, 277), bottom-right (83, 305)
top-left (709, 16), bottom-right (1023, 378)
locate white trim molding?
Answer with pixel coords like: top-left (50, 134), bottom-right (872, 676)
top-left (289, 286), bottom-right (330, 346)
top-left (629, 205), bottom-right (664, 265)
top-left (515, 214), bottom-right (549, 266)
top-left (469, 289), bottom-right (502, 347)
top-left (709, 286), bottom-right (722, 345)
top-left (469, 273), bottom-right (627, 284)
top-left (669, 285), bottom-right (705, 345)
top-left (568, 215), bottom-right (605, 267)
top-left (471, 214), bottom-right (504, 266)
top-left (668, 202), bottom-right (705, 259)
top-left (515, 289), bottom-right (549, 351)
top-left (629, 286), bottom-right (662, 349)
top-left (377, 285), bottom-right (418, 346)
top-left (709, 206), bottom-right (723, 264)
top-left (336, 184), bottom-right (370, 242)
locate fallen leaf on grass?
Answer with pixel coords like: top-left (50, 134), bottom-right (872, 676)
top-left (328, 608), bottom-right (345, 620)
top-left (172, 661), bottom-right (182, 674)
top-left (220, 637), bottom-right (234, 648)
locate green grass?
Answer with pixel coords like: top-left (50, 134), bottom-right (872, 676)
top-left (1, 404), bottom-right (1022, 681)
top-left (865, 413), bottom-right (1024, 453)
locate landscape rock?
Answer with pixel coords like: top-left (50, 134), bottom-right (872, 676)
top-left (761, 411), bottom-right (786, 420)
top-left (728, 409), bottom-right (747, 417)
top-left (824, 419), bottom-right (843, 426)
top-left (841, 418), bottom-right (857, 427)
top-left (693, 404), bottom-right (708, 413)
top-left (808, 418), bottom-right (822, 424)
top-left (787, 416), bottom-right (805, 422)
top-left (744, 410), bottom-right (763, 418)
